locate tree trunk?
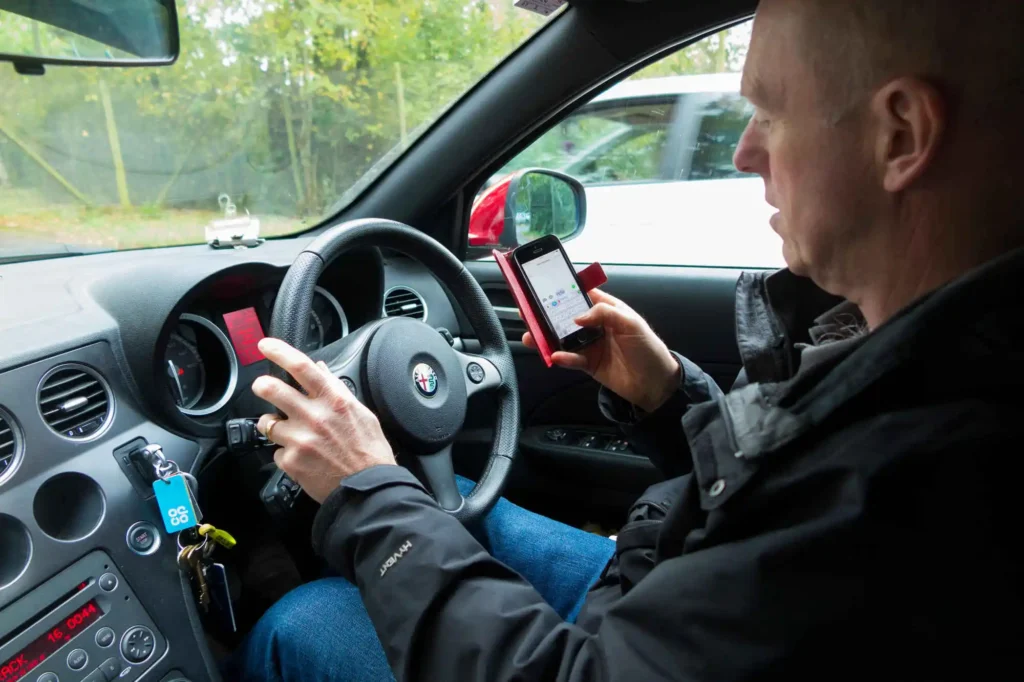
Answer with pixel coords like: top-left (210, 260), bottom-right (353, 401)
top-left (155, 133), bottom-right (203, 207)
top-left (99, 79), bottom-right (131, 207)
top-left (714, 33), bottom-right (728, 72)
top-left (0, 117), bottom-right (92, 205)
top-left (395, 62), bottom-right (408, 148)
top-left (281, 91), bottom-right (305, 216)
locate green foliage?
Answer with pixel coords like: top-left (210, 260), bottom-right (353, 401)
top-left (0, 3), bottom-right (748, 250)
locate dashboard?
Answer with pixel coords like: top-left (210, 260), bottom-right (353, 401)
top-left (0, 235), bottom-right (465, 682)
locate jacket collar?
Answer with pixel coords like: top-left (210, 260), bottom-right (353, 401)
top-left (733, 269), bottom-right (845, 385)
top-left (725, 246), bottom-right (1024, 460)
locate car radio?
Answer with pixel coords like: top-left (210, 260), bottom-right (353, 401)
top-left (0, 551), bottom-right (165, 682)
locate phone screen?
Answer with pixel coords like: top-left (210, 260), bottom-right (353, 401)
top-left (520, 250), bottom-right (591, 340)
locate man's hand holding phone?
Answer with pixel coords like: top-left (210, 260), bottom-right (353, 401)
top-left (523, 288), bottom-right (681, 413)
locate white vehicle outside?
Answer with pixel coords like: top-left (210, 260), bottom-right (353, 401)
top-left (494, 73), bottom-right (783, 268)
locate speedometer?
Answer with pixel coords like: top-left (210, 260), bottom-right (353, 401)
top-left (165, 329), bottom-right (206, 409)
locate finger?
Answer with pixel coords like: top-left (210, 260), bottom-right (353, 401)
top-left (587, 288), bottom-right (623, 307)
top-left (263, 417), bottom-right (304, 446)
top-left (272, 447), bottom-right (290, 471)
top-left (256, 413), bottom-right (278, 438)
top-left (550, 351), bottom-right (589, 371)
top-left (252, 375), bottom-right (309, 417)
top-left (573, 301), bottom-right (626, 329)
top-left (258, 337), bottom-right (330, 397)
top-left (320, 361), bottom-right (356, 398)
top-left (522, 331), bottom-right (536, 349)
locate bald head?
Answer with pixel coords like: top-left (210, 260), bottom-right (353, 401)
top-left (791, 0), bottom-right (1024, 127)
top-left (737, 0), bottom-right (1024, 328)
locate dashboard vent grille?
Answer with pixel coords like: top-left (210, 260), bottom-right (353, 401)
top-left (38, 365), bottom-right (113, 440)
top-left (383, 287), bottom-right (427, 321)
top-left (0, 408), bottom-right (20, 484)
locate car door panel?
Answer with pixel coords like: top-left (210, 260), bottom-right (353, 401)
top-left (457, 259), bottom-right (744, 524)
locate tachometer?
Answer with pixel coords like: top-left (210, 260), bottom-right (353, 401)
top-left (165, 329), bottom-right (206, 409)
top-left (301, 310), bottom-right (325, 353)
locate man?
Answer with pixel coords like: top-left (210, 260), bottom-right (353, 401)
top-left (229, 0), bottom-right (1023, 679)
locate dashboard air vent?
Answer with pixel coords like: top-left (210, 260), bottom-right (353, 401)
top-left (38, 365), bottom-right (113, 441)
top-left (0, 408), bottom-right (20, 485)
top-left (383, 287), bottom-right (427, 321)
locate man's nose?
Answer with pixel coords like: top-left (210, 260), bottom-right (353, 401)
top-left (733, 117), bottom-right (766, 176)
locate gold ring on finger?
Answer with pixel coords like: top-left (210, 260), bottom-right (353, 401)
top-left (266, 417), bottom-right (282, 443)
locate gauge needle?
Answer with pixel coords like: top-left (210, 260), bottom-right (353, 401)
top-left (167, 359), bottom-right (186, 406)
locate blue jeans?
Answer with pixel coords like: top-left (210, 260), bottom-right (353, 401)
top-left (226, 477), bottom-right (615, 682)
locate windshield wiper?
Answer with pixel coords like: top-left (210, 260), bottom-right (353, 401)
top-left (0, 243), bottom-right (112, 265)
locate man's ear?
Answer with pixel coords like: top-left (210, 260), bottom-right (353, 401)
top-left (871, 77), bottom-right (947, 193)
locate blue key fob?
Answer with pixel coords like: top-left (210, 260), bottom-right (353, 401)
top-left (152, 474), bottom-right (199, 534)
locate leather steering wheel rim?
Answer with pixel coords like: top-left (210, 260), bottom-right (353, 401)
top-left (268, 218), bottom-right (520, 525)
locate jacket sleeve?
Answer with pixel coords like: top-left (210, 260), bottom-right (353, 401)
top-left (598, 352), bottom-right (725, 478)
top-left (312, 465), bottom-right (869, 682)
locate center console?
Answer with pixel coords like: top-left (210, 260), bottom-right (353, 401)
top-left (0, 343), bottom-right (218, 682)
top-left (0, 552), bottom-right (165, 682)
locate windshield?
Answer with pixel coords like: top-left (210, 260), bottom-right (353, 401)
top-left (0, 1), bottom-right (553, 256)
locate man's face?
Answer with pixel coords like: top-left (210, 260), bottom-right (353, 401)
top-left (733, 1), bottom-right (879, 288)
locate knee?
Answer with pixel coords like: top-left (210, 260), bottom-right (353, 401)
top-left (235, 579), bottom-right (383, 682)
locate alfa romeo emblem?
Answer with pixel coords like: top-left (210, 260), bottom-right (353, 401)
top-left (412, 363), bottom-right (438, 397)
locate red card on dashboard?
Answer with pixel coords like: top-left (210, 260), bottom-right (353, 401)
top-left (492, 249), bottom-right (606, 367)
top-left (223, 307), bottom-right (266, 366)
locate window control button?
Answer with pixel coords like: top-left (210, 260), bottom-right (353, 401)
top-left (545, 428), bottom-right (568, 442)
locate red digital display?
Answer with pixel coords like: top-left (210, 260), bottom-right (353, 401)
top-left (223, 307), bottom-right (266, 366)
top-left (0, 600), bottom-right (103, 682)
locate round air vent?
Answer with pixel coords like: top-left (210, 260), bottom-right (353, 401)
top-left (0, 407), bottom-right (22, 486)
top-left (38, 364), bottom-right (114, 441)
top-left (383, 286), bottom-right (427, 321)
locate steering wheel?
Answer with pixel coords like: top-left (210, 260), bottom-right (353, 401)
top-left (268, 219), bottom-right (520, 525)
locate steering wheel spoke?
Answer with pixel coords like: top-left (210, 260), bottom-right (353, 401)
top-left (454, 350), bottom-right (502, 398)
top-left (416, 443), bottom-right (463, 512)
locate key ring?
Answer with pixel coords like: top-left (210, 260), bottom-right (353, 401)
top-left (177, 531), bottom-right (209, 555)
top-left (155, 460), bottom-right (179, 480)
top-left (142, 443), bottom-right (180, 481)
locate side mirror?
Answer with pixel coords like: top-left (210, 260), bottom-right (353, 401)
top-left (0, 0), bottom-right (179, 73)
top-left (468, 169), bottom-right (587, 251)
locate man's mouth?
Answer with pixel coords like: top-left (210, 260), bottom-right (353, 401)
top-left (769, 212), bottom-right (781, 231)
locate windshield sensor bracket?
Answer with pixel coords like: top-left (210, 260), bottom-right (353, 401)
top-left (208, 234), bottom-right (265, 250)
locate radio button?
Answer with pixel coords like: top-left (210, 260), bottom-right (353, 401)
top-left (98, 573), bottom-right (118, 592)
top-left (95, 627), bottom-right (115, 648)
top-left (98, 658), bottom-right (122, 681)
top-left (67, 649), bottom-right (88, 670)
top-left (120, 626), bottom-right (155, 664)
top-left (36, 674), bottom-right (59, 682)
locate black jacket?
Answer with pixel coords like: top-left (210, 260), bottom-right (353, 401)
top-left (312, 249), bottom-right (1024, 681)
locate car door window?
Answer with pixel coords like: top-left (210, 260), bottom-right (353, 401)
top-left (496, 99), bottom-right (678, 186)
top-left (687, 94), bottom-right (754, 181)
top-left (471, 20), bottom-right (785, 268)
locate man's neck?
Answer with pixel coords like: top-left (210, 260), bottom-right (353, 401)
top-left (851, 221), bottom-right (1024, 330)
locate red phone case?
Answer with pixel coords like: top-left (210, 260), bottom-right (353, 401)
top-left (492, 249), bottom-right (608, 367)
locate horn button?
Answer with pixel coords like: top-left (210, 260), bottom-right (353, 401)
top-left (365, 318), bottom-right (467, 452)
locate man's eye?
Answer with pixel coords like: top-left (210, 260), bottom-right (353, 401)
top-left (753, 113), bottom-right (771, 128)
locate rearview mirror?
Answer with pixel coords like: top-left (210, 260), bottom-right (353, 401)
top-left (0, 0), bottom-right (178, 73)
top-left (468, 169), bottom-right (587, 250)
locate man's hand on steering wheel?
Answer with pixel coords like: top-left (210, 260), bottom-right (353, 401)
top-left (252, 337), bottom-right (396, 504)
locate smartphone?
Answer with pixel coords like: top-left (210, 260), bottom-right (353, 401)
top-left (513, 235), bottom-right (604, 352)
